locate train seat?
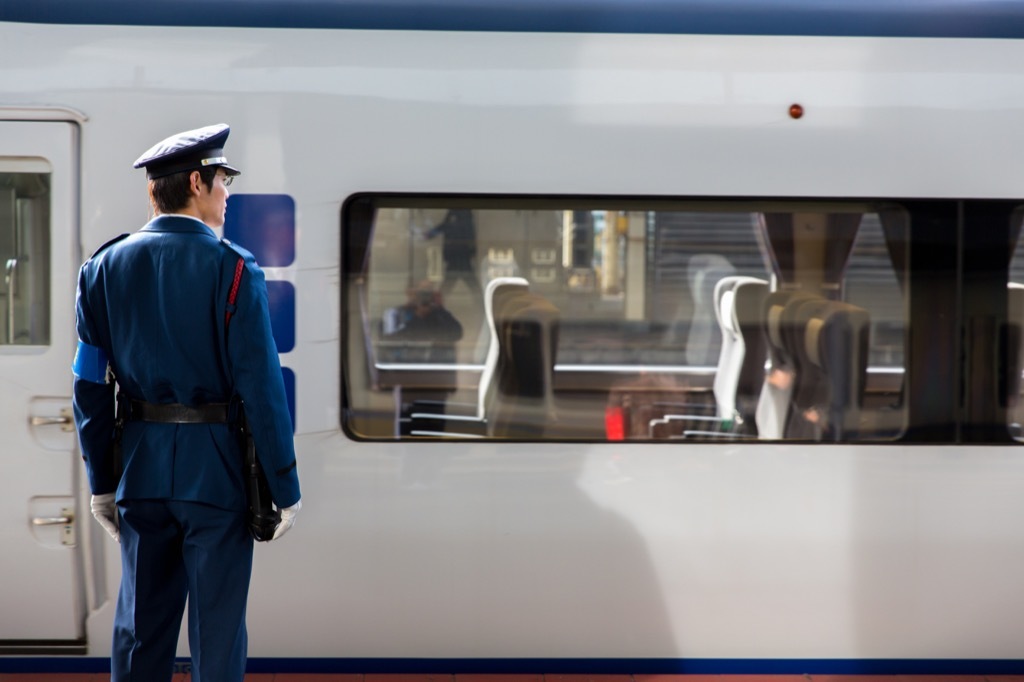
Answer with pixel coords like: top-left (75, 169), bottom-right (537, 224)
top-left (488, 291), bottom-right (560, 438)
top-left (784, 297), bottom-right (833, 440)
top-left (649, 275), bottom-right (768, 439)
top-left (647, 275), bottom-right (743, 438)
top-left (712, 275), bottom-right (750, 419)
top-left (679, 287), bottom-right (869, 442)
top-left (803, 300), bottom-right (871, 441)
top-left (1006, 282), bottom-right (1024, 436)
top-left (754, 290), bottom-right (819, 439)
top-left (726, 277), bottom-right (770, 432)
top-left (407, 276), bottom-right (530, 437)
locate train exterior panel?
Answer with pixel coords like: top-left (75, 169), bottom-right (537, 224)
top-left (2, 0), bottom-right (1024, 674)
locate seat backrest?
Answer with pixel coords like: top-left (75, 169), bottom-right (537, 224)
top-left (477, 277), bottom-right (530, 418)
top-left (730, 278), bottom-right (770, 431)
top-left (785, 297), bottom-right (833, 440)
top-left (711, 275), bottom-right (767, 423)
top-left (1007, 283), bottom-right (1024, 419)
top-left (489, 291), bottom-right (560, 438)
top-left (755, 290), bottom-right (819, 439)
top-left (711, 276), bottom-right (742, 419)
top-left (805, 300), bottom-right (871, 441)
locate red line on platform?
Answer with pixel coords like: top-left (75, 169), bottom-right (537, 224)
top-left (6, 671), bottom-right (1024, 675)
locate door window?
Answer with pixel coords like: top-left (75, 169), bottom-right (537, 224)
top-left (0, 162), bottom-right (50, 346)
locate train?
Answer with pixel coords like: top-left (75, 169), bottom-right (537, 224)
top-left (3, 0), bottom-right (1024, 675)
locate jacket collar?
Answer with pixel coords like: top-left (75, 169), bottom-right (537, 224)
top-left (140, 214), bottom-right (217, 238)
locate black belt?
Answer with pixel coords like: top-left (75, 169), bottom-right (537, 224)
top-left (125, 399), bottom-right (230, 424)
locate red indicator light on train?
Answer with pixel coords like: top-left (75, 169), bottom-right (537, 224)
top-left (605, 406), bottom-right (625, 441)
top-left (789, 104), bottom-right (804, 119)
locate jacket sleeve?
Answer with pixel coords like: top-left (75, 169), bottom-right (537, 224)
top-left (71, 265), bottom-right (118, 496)
top-left (227, 256), bottom-right (302, 508)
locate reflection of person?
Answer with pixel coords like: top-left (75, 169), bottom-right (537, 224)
top-left (426, 208), bottom-right (482, 302)
top-left (385, 284), bottom-right (463, 485)
top-left (71, 124), bottom-right (301, 682)
top-left (384, 282), bottom-right (464, 345)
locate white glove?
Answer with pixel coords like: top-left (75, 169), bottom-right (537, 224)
top-left (90, 493), bottom-right (119, 543)
top-left (271, 500), bottom-right (301, 541)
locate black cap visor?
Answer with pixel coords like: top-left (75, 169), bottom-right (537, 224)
top-left (146, 148), bottom-right (241, 179)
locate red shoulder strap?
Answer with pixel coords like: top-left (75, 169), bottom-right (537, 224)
top-left (225, 256), bottom-right (245, 329)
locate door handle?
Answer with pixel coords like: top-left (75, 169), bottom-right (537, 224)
top-left (32, 513), bottom-right (73, 526)
top-left (28, 502), bottom-right (76, 547)
top-left (5, 257), bottom-right (16, 345)
top-left (29, 411), bottom-right (75, 432)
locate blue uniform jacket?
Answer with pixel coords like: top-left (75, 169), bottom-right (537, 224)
top-left (73, 215), bottom-right (301, 511)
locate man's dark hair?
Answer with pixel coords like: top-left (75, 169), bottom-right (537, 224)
top-left (148, 167), bottom-right (217, 214)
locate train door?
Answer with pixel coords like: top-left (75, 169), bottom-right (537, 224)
top-left (0, 120), bottom-right (84, 652)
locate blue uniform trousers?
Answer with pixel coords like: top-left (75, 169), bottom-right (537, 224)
top-left (113, 500), bottom-right (254, 682)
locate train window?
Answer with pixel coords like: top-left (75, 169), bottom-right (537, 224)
top-left (343, 197), bottom-right (908, 442)
top-left (0, 166), bottom-right (50, 346)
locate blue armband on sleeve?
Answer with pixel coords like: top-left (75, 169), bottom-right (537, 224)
top-left (72, 340), bottom-right (110, 384)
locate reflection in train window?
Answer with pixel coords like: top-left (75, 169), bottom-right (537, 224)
top-left (1006, 207), bottom-right (1024, 439)
top-left (0, 170), bottom-right (50, 346)
top-left (343, 197), bottom-right (908, 442)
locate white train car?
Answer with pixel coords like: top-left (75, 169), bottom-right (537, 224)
top-left (3, 0), bottom-right (1024, 675)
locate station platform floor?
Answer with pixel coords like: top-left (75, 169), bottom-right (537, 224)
top-left (2, 671), bottom-right (1024, 675)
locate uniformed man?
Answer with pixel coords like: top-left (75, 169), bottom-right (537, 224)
top-left (72, 123), bottom-right (301, 682)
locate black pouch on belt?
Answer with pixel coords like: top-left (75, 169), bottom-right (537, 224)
top-left (238, 406), bottom-right (281, 542)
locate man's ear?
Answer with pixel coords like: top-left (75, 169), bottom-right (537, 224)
top-left (189, 170), bottom-right (203, 196)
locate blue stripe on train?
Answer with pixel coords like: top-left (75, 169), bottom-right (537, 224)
top-left (3, 0), bottom-right (1024, 39)
top-left (4, 658), bottom-right (1024, 674)
top-left (246, 657), bottom-right (1024, 675)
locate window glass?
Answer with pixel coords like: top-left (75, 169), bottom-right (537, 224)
top-left (343, 197), bottom-right (908, 442)
top-left (1007, 207), bottom-right (1024, 438)
top-left (0, 171), bottom-right (50, 346)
